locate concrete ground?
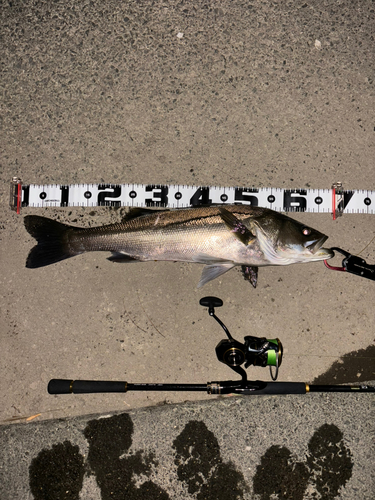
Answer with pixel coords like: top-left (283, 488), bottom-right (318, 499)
top-left (1, 1), bottom-right (374, 498)
top-left (1, 390), bottom-right (374, 500)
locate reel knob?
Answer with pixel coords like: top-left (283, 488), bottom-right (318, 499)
top-left (199, 296), bottom-right (223, 316)
top-left (199, 296), bottom-right (223, 308)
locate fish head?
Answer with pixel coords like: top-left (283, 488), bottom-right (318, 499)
top-left (254, 213), bottom-right (334, 265)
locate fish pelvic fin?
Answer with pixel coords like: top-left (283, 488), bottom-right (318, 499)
top-left (197, 263), bottom-right (235, 288)
top-left (219, 207), bottom-right (256, 245)
top-left (24, 216), bottom-right (77, 268)
top-left (241, 265), bottom-right (258, 288)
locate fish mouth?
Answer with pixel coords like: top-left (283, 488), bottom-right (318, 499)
top-left (305, 235), bottom-right (328, 254)
top-left (305, 235), bottom-right (334, 260)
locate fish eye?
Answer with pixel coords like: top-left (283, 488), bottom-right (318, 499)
top-left (302, 227), bottom-right (311, 236)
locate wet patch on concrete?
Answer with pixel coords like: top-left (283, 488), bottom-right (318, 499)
top-left (27, 415), bottom-right (354, 500)
top-left (253, 424), bottom-right (353, 500)
top-left (253, 445), bottom-right (309, 500)
top-left (29, 440), bottom-right (85, 500)
top-left (313, 344), bottom-right (375, 384)
top-left (172, 420), bottom-right (249, 499)
top-left (306, 424), bottom-right (353, 500)
top-left (83, 413), bottom-right (169, 500)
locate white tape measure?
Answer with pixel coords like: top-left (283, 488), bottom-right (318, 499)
top-left (10, 178), bottom-right (374, 218)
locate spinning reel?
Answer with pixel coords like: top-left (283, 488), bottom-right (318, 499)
top-left (199, 296), bottom-right (283, 381)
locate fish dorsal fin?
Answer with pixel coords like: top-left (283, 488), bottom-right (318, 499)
top-left (219, 207), bottom-right (256, 245)
top-left (241, 265), bottom-right (258, 288)
top-left (121, 207), bottom-right (166, 222)
top-left (197, 263), bottom-right (235, 288)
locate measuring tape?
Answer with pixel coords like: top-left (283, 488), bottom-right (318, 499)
top-left (10, 178), bottom-right (374, 218)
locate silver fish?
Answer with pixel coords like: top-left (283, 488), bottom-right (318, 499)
top-left (24, 205), bottom-right (334, 287)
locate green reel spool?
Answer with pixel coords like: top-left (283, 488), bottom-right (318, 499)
top-left (244, 336), bottom-right (283, 380)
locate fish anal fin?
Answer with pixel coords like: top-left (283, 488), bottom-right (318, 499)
top-left (241, 265), bottom-right (258, 288)
top-left (107, 252), bottom-right (139, 263)
top-left (219, 207), bottom-right (255, 245)
top-left (197, 263), bottom-right (235, 288)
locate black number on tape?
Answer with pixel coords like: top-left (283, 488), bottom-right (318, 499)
top-left (60, 186), bottom-right (69, 206)
top-left (98, 185), bottom-right (122, 206)
top-left (284, 190), bottom-right (307, 211)
top-left (145, 185), bottom-right (168, 207)
top-left (22, 185), bottom-right (30, 207)
top-left (189, 187), bottom-right (212, 206)
top-left (234, 188), bottom-right (259, 206)
top-left (342, 191), bottom-right (354, 210)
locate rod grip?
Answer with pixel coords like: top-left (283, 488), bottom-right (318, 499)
top-left (256, 381), bottom-right (307, 395)
top-left (48, 379), bottom-right (128, 394)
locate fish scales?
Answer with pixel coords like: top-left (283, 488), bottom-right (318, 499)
top-left (68, 207), bottom-right (259, 263)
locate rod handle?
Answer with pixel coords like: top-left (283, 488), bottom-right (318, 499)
top-left (48, 379), bottom-right (128, 394)
top-left (251, 381), bottom-right (307, 395)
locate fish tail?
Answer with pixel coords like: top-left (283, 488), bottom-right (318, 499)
top-left (24, 215), bottom-right (78, 268)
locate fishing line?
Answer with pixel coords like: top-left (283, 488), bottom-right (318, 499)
top-left (135, 288), bottom-right (165, 338)
top-left (285, 354), bottom-right (375, 360)
top-left (358, 235), bottom-right (375, 256)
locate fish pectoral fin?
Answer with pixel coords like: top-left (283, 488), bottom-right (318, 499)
top-left (198, 263), bottom-right (235, 288)
top-left (219, 207), bottom-right (256, 245)
top-left (241, 265), bottom-right (258, 288)
top-left (107, 252), bottom-right (139, 263)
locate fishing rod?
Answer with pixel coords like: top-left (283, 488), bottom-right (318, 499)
top-left (48, 297), bottom-right (375, 396)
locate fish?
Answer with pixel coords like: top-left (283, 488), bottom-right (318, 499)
top-left (24, 205), bottom-right (334, 287)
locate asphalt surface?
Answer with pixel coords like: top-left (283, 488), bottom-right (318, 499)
top-left (1, 0), bottom-right (374, 499)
